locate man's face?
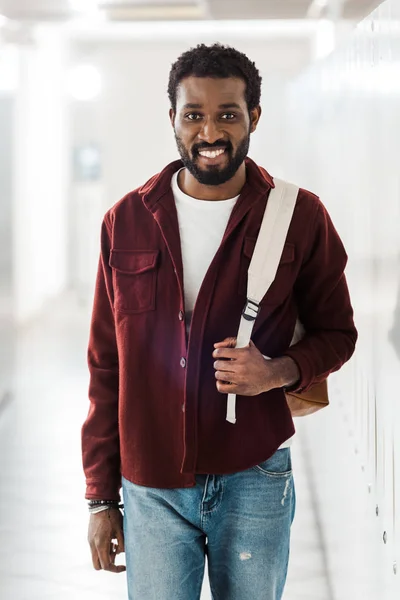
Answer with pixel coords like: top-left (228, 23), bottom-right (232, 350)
top-left (170, 76), bottom-right (261, 186)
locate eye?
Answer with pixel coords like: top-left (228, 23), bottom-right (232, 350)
top-left (221, 113), bottom-right (236, 120)
top-left (185, 113), bottom-right (202, 121)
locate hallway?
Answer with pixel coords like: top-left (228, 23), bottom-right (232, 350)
top-left (0, 292), bottom-right (330, 599)
top-left (1, 0), bottom-right (400, 597)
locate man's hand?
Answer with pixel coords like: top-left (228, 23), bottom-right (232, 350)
top-left (212, 337), bottom-right (300, 396)
top-left (88, 508), bottom-right (126, 573)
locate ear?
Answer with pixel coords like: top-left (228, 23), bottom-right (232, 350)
top-left (249, 105), bottom-right (262, 133)
top-left (169, 108), bottom-right (175, 128)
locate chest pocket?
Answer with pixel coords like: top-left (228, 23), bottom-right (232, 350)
top-left (239, 237), bottom-right (295, 305)
top-left (109, 249), bottom-right (159, 314)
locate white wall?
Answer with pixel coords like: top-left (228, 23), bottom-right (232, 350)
top-left (0, 95), bottom-right (13, 300)
top-left (284, 1), bottom-right (400, 598)
top-left (0, 94), bottom-right (14, 399)
top-left (13, 28), bottom-right (69, 323)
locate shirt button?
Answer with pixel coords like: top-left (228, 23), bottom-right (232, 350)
top-left (180, 357), bottom-right (186, 368)
top-left (182, 404), bottom-right (185, 413)
top-left (179, 310), bottom-right (184, 321)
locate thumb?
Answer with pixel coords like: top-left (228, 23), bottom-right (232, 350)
top-left (214, 337), bottom-right (237, 348)
top-left (248, 340), bottom-right (260, 352)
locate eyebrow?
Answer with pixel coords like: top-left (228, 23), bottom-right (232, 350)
top-left (219, 103), bottom-right (242, 110)
top-left (182, 102), bottom-right (242, 110)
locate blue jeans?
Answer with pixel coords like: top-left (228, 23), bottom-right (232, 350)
top-left (122, 447), bottom-right (296, 600)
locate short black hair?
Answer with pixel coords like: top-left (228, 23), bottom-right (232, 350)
top-left (168, 43), bottom-right (262, 113)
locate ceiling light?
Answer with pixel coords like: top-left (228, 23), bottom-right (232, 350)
top-left (307, 0), bottom-right (329, 19)
top-left (69, 0), bottom-right (100, 14)
top-left (63, 19), bottom-right (320, 41)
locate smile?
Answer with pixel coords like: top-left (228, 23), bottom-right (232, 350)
top-left (198, 148), bottom-right (226, 159)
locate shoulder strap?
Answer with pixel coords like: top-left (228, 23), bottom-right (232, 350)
top-left (226, 178), bottom-right (299, 424)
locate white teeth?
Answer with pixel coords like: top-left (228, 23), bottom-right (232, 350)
top-left (199, 149), bottom-right (225, 158)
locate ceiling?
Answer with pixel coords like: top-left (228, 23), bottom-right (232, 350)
top-left (0, 0), bottom-right (384, 23)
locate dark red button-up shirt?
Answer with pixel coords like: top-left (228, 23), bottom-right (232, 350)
top-left (81, 157), bottom-right (357, 499)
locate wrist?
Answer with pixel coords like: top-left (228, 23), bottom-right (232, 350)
top-left (268, 356), bottom-right (300, 390)
top-left (89, 505), bottom-right (112, 515)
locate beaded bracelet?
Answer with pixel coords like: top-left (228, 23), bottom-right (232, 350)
top-left (88, 499), bottom-right (120, 506)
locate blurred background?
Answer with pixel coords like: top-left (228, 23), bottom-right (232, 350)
top-left (0, 0), bottom-right (399, 598)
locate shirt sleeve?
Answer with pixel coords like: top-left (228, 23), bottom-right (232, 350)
top-left (81, 211), bottom-right (121, 501)
top-left (283, 200), bottom-right (358, 393)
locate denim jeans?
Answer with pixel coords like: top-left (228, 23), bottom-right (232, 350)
top-left (122, 447), bottom-right (296, 600)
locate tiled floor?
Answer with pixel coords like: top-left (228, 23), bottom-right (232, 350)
top-left (0, 292), bottom-right (332, 599)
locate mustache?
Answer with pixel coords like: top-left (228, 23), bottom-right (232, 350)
top-left (192, 141), bottom-right (232, 154)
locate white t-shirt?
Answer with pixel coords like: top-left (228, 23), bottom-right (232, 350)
top-left (171, 168), bottom-right (238, 333)
top-left (171, 168), bottom-right (294, 450)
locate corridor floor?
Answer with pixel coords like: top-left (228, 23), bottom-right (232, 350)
top-left (0, 292), bottom-right (332, 599)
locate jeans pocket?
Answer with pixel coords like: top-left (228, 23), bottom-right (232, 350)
top-left (251, 448), bottom-right (293, 477)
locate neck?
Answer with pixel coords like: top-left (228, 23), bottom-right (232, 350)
top-left (178, 162), bottom-right (246, 201)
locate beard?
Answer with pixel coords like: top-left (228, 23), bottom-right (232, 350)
top-left (174, 131), bottom-right (250, 186)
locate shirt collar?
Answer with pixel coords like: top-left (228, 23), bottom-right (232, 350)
top-left (140, 157), bottom-right (275, 213)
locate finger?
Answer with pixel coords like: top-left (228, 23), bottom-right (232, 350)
top-left (115, 565), bottom-right (127, 573)
top-left (106, 563), bottom-right (127, 573)
top-left (212, 347), bottom-right (242, 359)
top-left (90, 545), bottom-right (102, 571)
top-left (97, 545), bottom-right (125, 573)
top-left (97, 544), bottom-right (111, 570)
top-left (216, 380), bottom-right (237, 393)
top-left (248, 340), bottom-right (260, 352)
top-left (213, 360), bottom-right (236, 372)
top-left (109, 547), bottom-right (126, 573)
top-left (107, 546), bottom-right (126, 573)
top-left (115, 528), bottom-right (125, 553)
top-left (215, 370), bottom-right (237, 383)
top-left (99, 556), bottom-right (126, 573)
top-left (213, 337), bottom-right (237, 348)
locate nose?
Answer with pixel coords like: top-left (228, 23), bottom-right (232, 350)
top-left (198, 117), bottom-right (222, 145)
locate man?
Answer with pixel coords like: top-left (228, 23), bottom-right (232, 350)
top-left (82, 43), bottom-right (357, 599)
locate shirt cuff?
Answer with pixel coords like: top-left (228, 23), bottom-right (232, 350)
top-left (85, 480), bottom-right (121, 502)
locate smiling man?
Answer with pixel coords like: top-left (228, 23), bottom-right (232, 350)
top-left (173, 77), bottom-right (252, 190)
top-left (82, 44), bottom-right (357, 600)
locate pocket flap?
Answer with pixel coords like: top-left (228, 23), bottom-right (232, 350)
top-left (109, 250), bottom-right (159, 274)
top-left (243, 237), bottom-right (295, 264)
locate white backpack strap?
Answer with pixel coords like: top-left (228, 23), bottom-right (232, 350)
top-left (226, 178), bottom-right (299, 424)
